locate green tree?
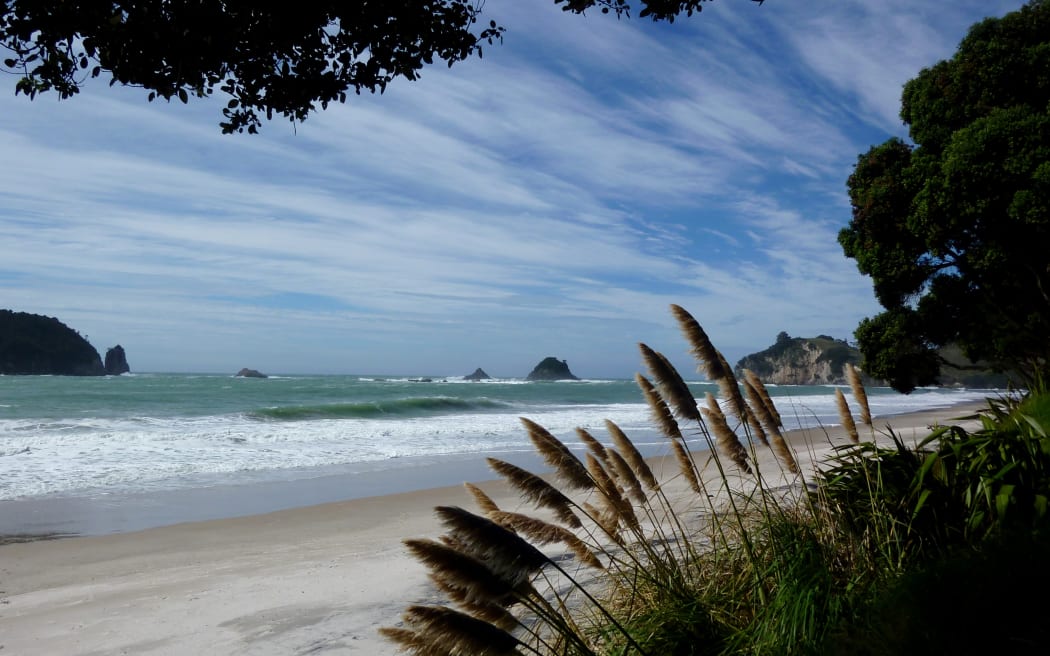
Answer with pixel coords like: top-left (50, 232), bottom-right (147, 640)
top-left (0, 1), bottom-right (763, 134)
top-left (840, 0), bottom-right (1050, 393)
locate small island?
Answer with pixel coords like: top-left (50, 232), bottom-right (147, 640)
top-left (464, 367), bottom-right (491, 381)
top-left (526, 357), bottom-right (578, 381)
top-left (235, 368), bottom-right (268, 379)
top-left (105, 345), bottom-right (131, 375)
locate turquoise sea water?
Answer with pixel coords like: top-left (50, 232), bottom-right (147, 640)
top-left (0, 372), bottom-right (994, 504)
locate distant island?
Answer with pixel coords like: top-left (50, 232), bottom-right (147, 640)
top-left (526, 357), bottom-right (578, 381)
top-left (0, 310), bottom-right (128, 376)
top-left (737, 331), bottom-right (1010, 388)
top-left (464, 367), bottom-right (491, 381)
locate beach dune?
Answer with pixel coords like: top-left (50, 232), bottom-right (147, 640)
top-left (0, 403), bottom-right (982, 655)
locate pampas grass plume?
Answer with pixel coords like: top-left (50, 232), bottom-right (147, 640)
top-left (702, 395), bottom-right (751, 474)
top-left (635, 373), bottom-right (684, 440)
top-left (575, 427), bottom-right (609, 465)
top-left (520, 418), bottom-right (593, 491)
top-left (835, 388), bottom-right (860, 444)
top-left (743, 368), bottom-right (782, 427)
top-left (489, 511), bottom-right (604, 570)
top-left (605, 419), bottom-right (659, 491)
top-left (672, 439), bottom-right (704, 494)
top-left (846, 363), bottom-right (872, 426)
top-left (670, 304), bottom-right (724, 381)
top-left (486, 458), bottom-right (581, 529)
top-left (639, 343), bottom-right (702, 422)
top-left (394, 605), bottom-right (524, 655)
top-left (745, 380), bottom-right (799, 474)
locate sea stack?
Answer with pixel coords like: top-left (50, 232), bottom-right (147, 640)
top-left (464, 367), bottom-right (491, 381)
top-left (104, 345), bottom-right (130, 375)
top-left (526, 357), bottom-right (578, 381)
top-left (236, 368), bottom-right (268, 378)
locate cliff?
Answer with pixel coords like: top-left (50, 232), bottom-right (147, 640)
top-left (526, 357), bottom-right (579, 381)
top-left (735, 332), bottom-right (861, 385)
top-left (0, 310), bottom-right (106, 375)
top-left (738, 332), bottom-right (1012, 388)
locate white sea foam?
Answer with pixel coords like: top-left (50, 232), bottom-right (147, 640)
top-left (0, 388), bottom-right (994, 501)
top-left (0, 402), bottom-right (657, 499)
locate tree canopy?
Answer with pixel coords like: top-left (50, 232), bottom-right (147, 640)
top-left (0, 1), bottom-right (763, 134)
top-left (839, 0), bottom-right (1050, 392)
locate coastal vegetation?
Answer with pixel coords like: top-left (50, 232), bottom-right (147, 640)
top-left (840, 0), bottom-right (1050, 393)
top-left (383, 305), bottom-right (1050, 655)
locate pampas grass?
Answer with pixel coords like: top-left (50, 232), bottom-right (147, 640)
top-left (521, 418), bottom-right (594, 491)
top-left (605, 420), bottom-right (659, 492)
top-left (490, 511), bottom-right (604, 570)
top-left (383, 605), bottom-right (525, 656)
top-left (703, 393), bottom-right (751, 474)
top-left (835, 389), bottom-right (861, 444)
top-left (716, 351), bottom-right (750, 426)
top-left (846, 363), bottom-right (872, 426)
top-left (576, 427), bottom-right (610, 465)
top-left (670, 303), bottom-right (724, 382)
top-left (386, 305), bottom-right (997, 656)
top-left (672, 439), bottom-right (705, 495)
top-left (465, 482), bottom-right (501, 517)
top-left (487, 458), bottom-right (582, 529)
top-left (744, 368), bottom-right (782, 428)
top-left (639, 343), bottom-right (702, 422)
top-left (635, 373), bottom-right (685, 440)
top-left (745, 380), bottom-right (799, 474)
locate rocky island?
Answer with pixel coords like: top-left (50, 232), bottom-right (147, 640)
top-left (105, 345), bottom-right (130, 375)
top-left (235, 368), bottom-right (268, 379)
top-left (526, 357), bottom-right (578, 381)
top-left (0, 309), bottom-right (127, 376)
top-left (464, 368), bottom-right (491, 381)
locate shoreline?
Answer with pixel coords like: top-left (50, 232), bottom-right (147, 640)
top-left (0, 400), bottom-right (988, 655)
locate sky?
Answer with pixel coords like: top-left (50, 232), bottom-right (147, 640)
top-left (0, 0), bottom-right (1030, 378)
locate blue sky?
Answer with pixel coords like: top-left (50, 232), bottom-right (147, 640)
top-left (0, 0), bottom-right (1029, 377)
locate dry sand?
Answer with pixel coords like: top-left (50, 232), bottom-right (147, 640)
top-left (0, 401), bottom-right (986, 655)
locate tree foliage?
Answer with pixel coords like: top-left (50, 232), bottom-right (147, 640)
top-left (840, 0), bottom-right (1050, 392)
top-left (0, 0), bottom-right (763, 133)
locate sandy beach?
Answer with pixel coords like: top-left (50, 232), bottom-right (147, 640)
top-left (0, 402), bottom-right (987, 655)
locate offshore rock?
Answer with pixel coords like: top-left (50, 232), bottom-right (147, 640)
top-left (464, 367), bottom-right (491, 381)
top-left (105, 345), bottom-right (131, 375)
top-left (0, 309), bottom-right (105, 375)
top-left (236, 368), bottom-right (268, 378)
top-left (526, 357), bottom-right (579, 381)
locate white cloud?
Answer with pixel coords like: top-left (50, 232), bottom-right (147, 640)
top-left (0, 0), bottom-right (1029, 375)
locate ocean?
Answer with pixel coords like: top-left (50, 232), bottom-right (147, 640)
top-left (0, 373), bottom-right (994, 535)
